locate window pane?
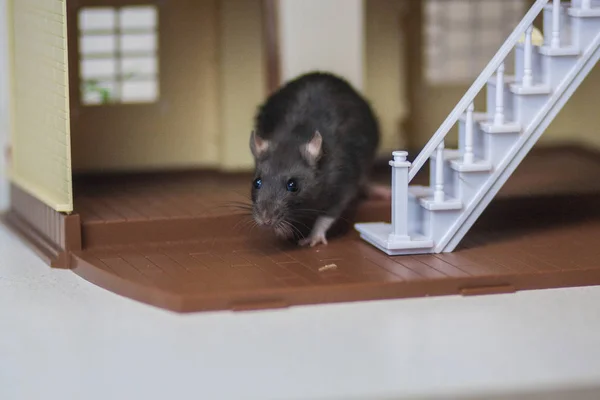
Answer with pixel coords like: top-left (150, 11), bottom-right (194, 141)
top-left (80, 34), bottom-right (116, 55)
top-left (121, 80), bottom-right (158, 103)
top-left (480, 1), bottom-right (504, 22)
top-left (447, 0), bottom-right (470, 23)
top-left (424, 0), bottom-right (527, 84)
top-left (79, 8), bottom-right (116, 31)
top-left (121, 57), bottom-right (158, 76)
top-left (78, 6), bottom-right (160, 105)
top-left (80, 58), bottom-right (117, 79)
top-left (120, 33), bottom-right (157, 53)
top-left (119, 6), bottom-right (158, 30)
top-left (81, 80), bottom-right (118, 105)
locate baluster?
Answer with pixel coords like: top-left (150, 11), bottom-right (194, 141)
top-left (552, 0), bottom-right (561, 48)
top-left (523, 25), bottom-right (534, 87)
top-left (434, 141), bottom-right (445, 203)
top-left (464, 103), bottom-right (475, 165)
top-left (494, 62), bottom-right (505, 126)
top-left (390, 151), bottom-right (410, 240)
top-left (582, 0), bottom-right (591, 10)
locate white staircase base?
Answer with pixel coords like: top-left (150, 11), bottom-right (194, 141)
top-left (355, 223), bottom-right (433, 255)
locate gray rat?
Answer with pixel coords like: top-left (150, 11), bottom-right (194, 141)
top-left (249, 71), bottom-right (389, 247)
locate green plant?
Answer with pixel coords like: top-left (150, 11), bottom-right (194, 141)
top-left (83, 79), bottom-right (113, 104)
top-left (82, 72), bottom-right (138, 104)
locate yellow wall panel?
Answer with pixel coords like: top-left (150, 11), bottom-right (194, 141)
top-left (8, 0), bottom-right (73, 212)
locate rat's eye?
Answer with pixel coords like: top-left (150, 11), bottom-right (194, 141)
top-left (286, 179), bottom-right (299, 192)
top-left (253, 178), bottom-right (262, 189)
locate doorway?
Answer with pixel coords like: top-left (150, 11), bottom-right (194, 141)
top-left (67, 0), bottom-right (220, 173)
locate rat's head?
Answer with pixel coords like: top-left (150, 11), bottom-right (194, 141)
top-left (249, 130), bottom-right (323, 239)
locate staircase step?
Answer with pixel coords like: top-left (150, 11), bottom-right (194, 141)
top-left (410, 185), bottom-right (463, 210)
top-left (459, 111), bottom-right (487, 122)
top-left (479, 120), bottom-right (522, 134)
top-left (542, 47), bottom-right (582, 88)
top-left (408, 185), bottom-right (431, 199)
top-left (429, 148), bottom-right (462, 160)
top-left (419, 196), bottom-right (462, 211)
top-left (486, 74), bottom-right (517, 86)
top-left (510, 83), bottom-right (552, 95)
top-left (539, 45), bottom-right (580, 56)
top-left (568, 7), bottom-right (600, 18)
top-left (449, 159), bottom-right (492, 173)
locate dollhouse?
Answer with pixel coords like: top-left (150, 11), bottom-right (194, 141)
top-left (3, 0), bottom-right (600, 312)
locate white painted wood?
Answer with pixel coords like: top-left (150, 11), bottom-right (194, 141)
top-left (552, 0), bottom-right (561, 48)
top-left (276, 0), bottom-right (364, 90)
top-left (434, 141), bottom-right (445, 203)
top-left (442, 30), bottom-right (600, 253)
top-left (356, 0), bottom-right (600, 255)
top-left (523, 25), bottom-right (534, 87)
top-left (464, 103), bottom-right (475, 165)
top-left (493, 63), bottom-right (505, 126)
top-left (408, 0), bottom-right (549, 181)
top-left (390, 151), bottom-right (410, 240)
top-left (582, 0), bottom-right (591, 10)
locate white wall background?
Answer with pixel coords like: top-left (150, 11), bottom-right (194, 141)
top-left (0, 0), bottom-right (9, 212)
top-left (277, 0), bottom-right (364, 90)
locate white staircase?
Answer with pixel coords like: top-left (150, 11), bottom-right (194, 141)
top-left (355, 0), bottom-right (600, 255)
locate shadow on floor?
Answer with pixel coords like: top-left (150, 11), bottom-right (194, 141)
top-left (459, 192), bottom-right (600, 249)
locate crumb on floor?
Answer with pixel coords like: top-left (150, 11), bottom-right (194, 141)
top-left (318, 263), bottom-right (338, 272)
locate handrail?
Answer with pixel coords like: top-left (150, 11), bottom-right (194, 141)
top-left (408, 0), bottom-right (549, 182)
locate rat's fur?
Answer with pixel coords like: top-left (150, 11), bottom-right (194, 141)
top-left (249, 71), bottom-right (380, 244)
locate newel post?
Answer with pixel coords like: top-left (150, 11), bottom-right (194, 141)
top-left (389, 151), bottom-right (411, 241)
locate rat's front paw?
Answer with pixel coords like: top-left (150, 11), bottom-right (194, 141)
top-left (298, 233), bottom-right (328, 247)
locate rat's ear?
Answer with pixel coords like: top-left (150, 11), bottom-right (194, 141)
top-left (250, 130), bottom-right (269, 157)
top-left (301, 130), bottom-right (323, 164)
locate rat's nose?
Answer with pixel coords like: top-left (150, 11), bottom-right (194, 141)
top-left (256, 209), bottom-right (273, 226)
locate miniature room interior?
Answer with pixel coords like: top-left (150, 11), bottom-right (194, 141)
top-left (4, 0), bottom-right (600, 312)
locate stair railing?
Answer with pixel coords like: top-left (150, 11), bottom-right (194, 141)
top-left (407, 0), bottom-right (550, 183)
top-left (385, 0), bottom-right (554, 243)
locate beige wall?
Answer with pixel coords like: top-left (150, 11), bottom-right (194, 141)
top-left (33, 0), bottom-right (600, 180)
top-left (71, 1), bottom-right (220, 173)
top-left (277, 0), bottom-right (365, 90)
top-left (275, 0), bottom-right (410, 158)
top-left (542, 64), bottom-right (600, 149)
top-left (69, 0), bottom-right (266, 173)
top-left (405, 13), bottom-right (600, 151)
top-left (412, 65), bottom-right (600, 152)
top-left (364, 0), bottom-right (409, 155)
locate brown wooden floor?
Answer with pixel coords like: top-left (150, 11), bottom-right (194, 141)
top-left (74, 146), bottom-right (600, 224)
top-left (70, 146), bottom-right (600, 312)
